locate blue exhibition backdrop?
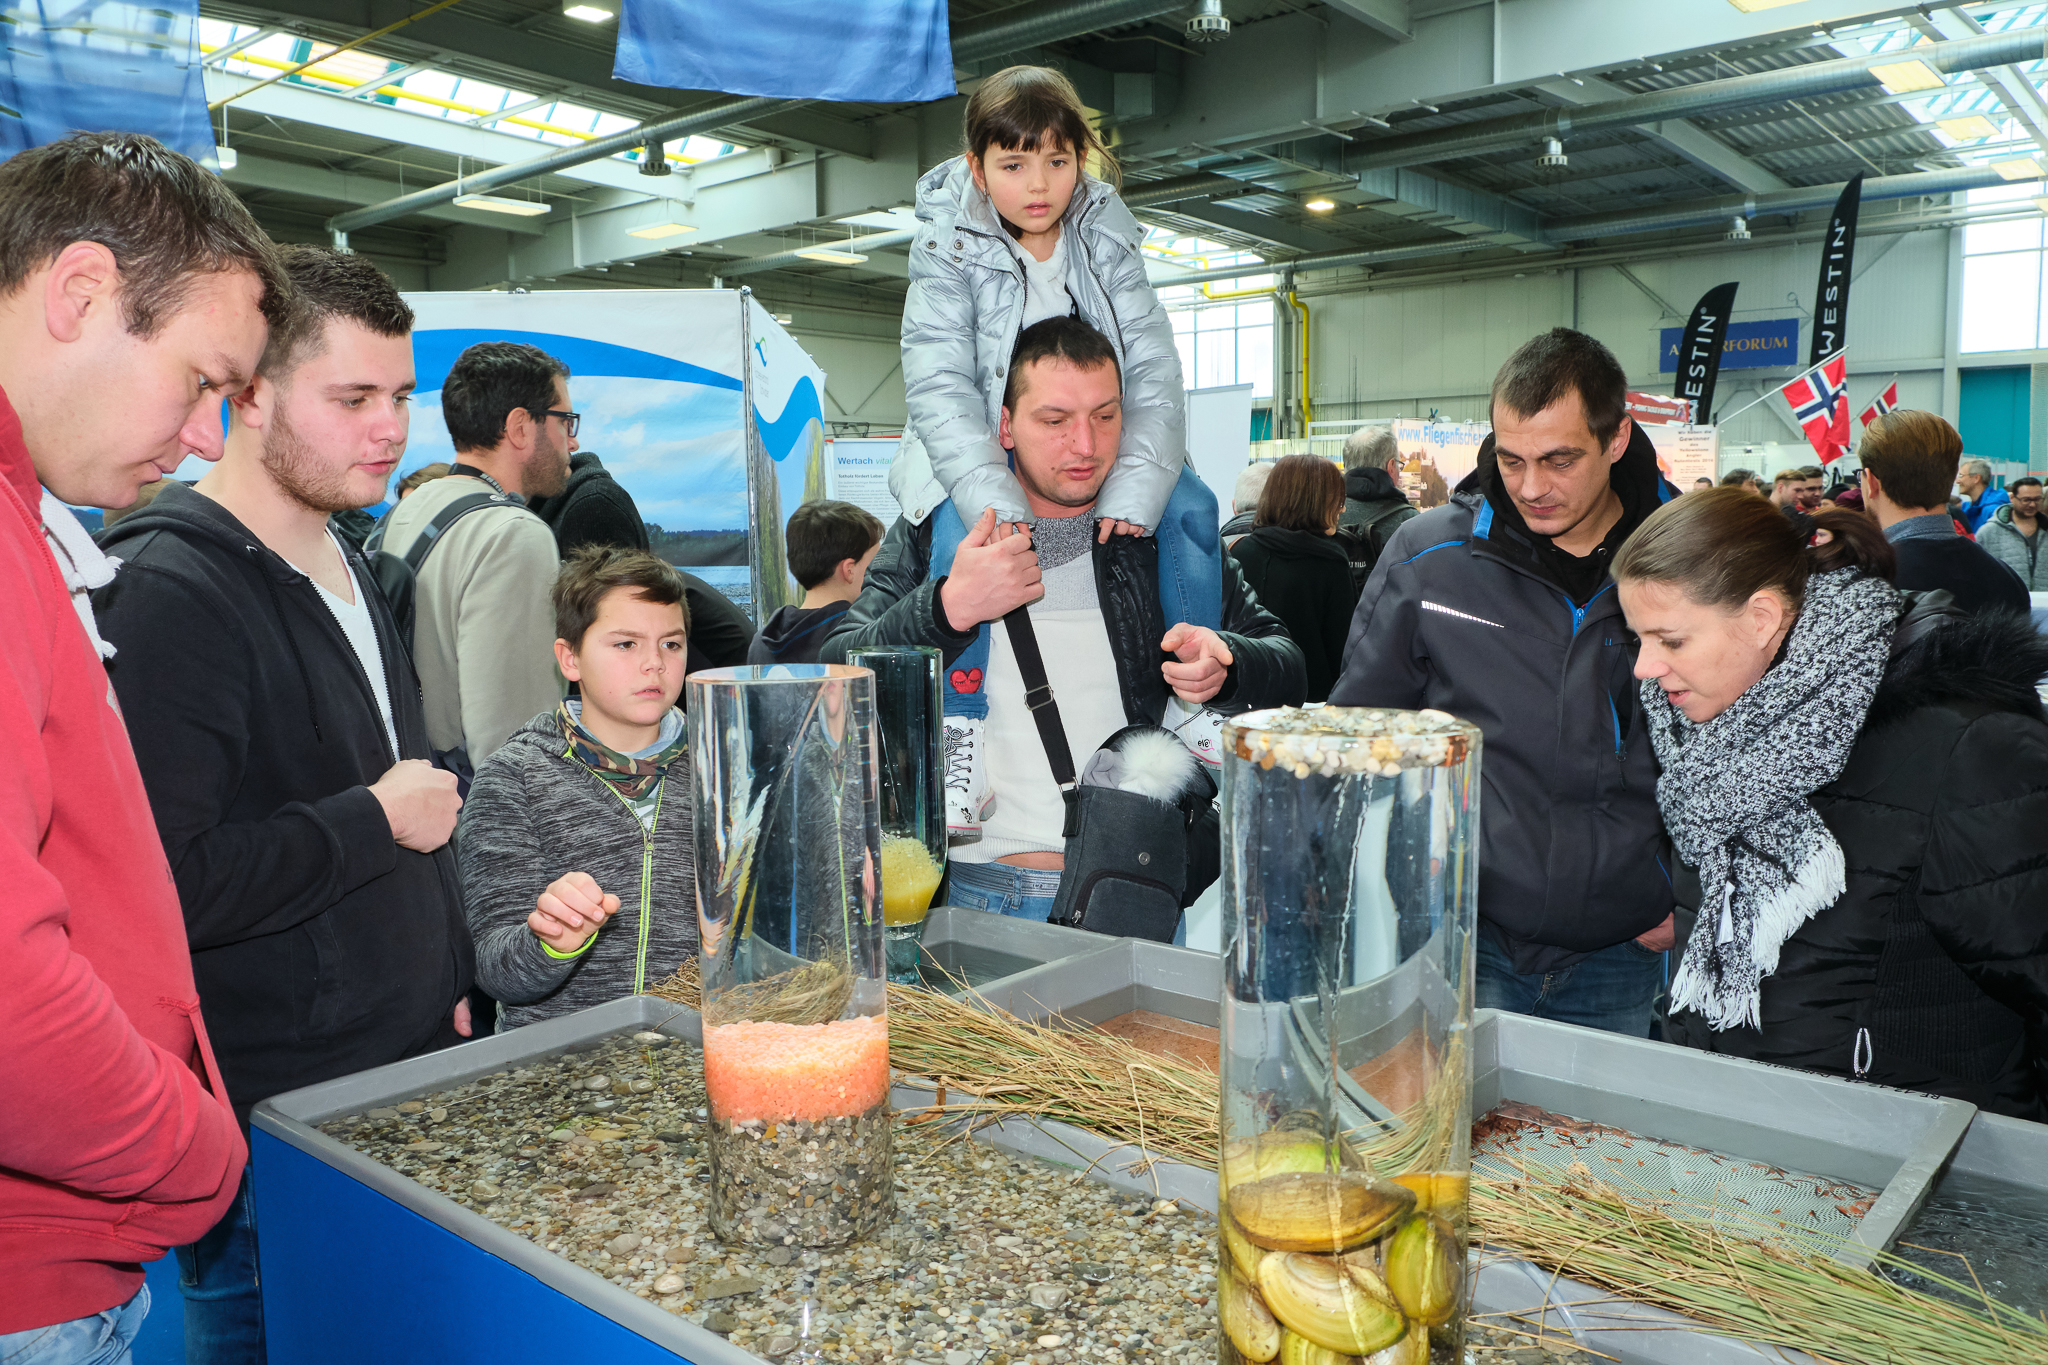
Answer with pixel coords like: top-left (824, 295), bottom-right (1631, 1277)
top-left (614, 0), bottom-right (955, 103)
top-left (399, 326), bottom-right (757, 603)
top-left (0, 1), bottom-right (214, 163)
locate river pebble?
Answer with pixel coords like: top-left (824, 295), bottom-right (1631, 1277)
top-left (318, 1031), bottom-right (1607, 1365)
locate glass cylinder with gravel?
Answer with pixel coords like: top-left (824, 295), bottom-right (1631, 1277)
top-left (1216, 708), bottom-right (1481, 1365)
top-left (689, 664), bottom-right (893, 1248)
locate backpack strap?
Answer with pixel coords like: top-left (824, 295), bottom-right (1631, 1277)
top-left (1001, 606), bottom-right (1081, 839)
top-left (380, 491), bottom-right (519, 574)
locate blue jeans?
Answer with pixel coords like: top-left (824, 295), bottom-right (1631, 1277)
top-left (948, 860), bottom-right (1190, 945)
top-left (949, 859), bottom-right (1063, 922)
top-left (174, 1170), bottom-right (265, 1365)
top-left (0, 1287), bottom-right (148, 1365)
top-left (1475, 926), bottom-right (1664, 1038)
top-left (930, 466), bottom-right (1222, 720)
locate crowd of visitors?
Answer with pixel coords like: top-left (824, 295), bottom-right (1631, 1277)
top-left (5, 113), bottom-right (2045, 1364)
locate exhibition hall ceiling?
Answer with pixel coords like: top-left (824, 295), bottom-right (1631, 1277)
top-left (197, 0), bottom-right (2048, 291)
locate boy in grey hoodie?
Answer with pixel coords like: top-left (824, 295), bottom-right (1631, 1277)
top-left (457, 547), bottom-right (696, 1029)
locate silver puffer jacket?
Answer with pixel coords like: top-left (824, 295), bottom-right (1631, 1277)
top-left (889, 156), bottom-right (1186, 528)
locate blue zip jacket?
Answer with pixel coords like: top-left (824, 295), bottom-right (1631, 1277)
top-left (1328, 424), bottom-right (1678, 974)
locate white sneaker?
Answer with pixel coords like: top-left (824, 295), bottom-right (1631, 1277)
top-left (944, 716), bottom-right (994, 837)
top-left (1166, 700), bottom-right (1227, 772)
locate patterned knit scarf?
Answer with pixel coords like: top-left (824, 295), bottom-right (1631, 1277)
top-left (1643, 569), bottom-right (1900, 1031)
top-left (557, 701), bottom-right (687, 798)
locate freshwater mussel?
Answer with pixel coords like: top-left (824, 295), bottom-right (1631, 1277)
top-left (1217, 1130), bottom-right (1466, 1365)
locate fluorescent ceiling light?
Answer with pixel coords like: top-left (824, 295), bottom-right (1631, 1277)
top-left (214, 146), bottom-right (238, 171)
top-left (1993, 157), bottom-right (2043, 181)
top-left (835, 207), bottom-right (918, 230)
top-left (562, 4), bottom-right (615, 20)
top-left (453, 193), bottom-right (552, 217)
top-left (795, 247), bottom-right (870, 265)
top-left (1303, 197), bottom-right (1337, 213)
top-left (626, 220), bottom-right (696, 240)
top-left (1724, 0), bottom-right (1807, 10)
top-left (1869, 59), bottom-right (1945, 95)
top-left (1937, 115), bottom-right (1999, 141)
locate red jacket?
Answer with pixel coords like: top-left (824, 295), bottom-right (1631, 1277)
top-left (0, 391), bottom-right (243, 1331)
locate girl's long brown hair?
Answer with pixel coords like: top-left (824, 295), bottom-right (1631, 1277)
top-left (963, 66), bottom-right (1120, 187)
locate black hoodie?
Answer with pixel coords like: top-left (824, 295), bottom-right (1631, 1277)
top-left (95, 484), bottom-right (474, 1120)
top-left (748, 601), bottom-right (852, 665)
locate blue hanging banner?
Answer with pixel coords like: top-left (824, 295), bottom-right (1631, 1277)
top-left (1659, 318), bottom-right (1801, 373)
top-left (615, 0), bottom-right (955, 105)
top-left (0, 2), bottom-right (214, 164)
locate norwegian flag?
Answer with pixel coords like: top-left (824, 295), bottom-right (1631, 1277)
top-left (1858, 380), bottom-right (1899, 429)
top-left (1780, 351), bottom-right (1851, 464)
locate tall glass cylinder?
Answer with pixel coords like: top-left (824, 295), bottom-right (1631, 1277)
top-left (1217, 708), bottom-right (1481, 1365)
top-left (846, 646), bottom-right (945, 985)
top-left (689, 664), bottom-right (893, 1247)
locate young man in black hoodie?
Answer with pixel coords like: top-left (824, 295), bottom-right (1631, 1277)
top-left (95, 246), bottom-right (475, 1364)
top-left (1330, 328), bottom-right (1679, 1038)
top-left (749, 499), bottom-right (883, 664)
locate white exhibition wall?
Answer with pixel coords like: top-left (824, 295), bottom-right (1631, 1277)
top-left (1295, 229), bottom-right (1954, 453)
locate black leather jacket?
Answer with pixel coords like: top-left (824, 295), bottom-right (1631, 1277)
top-left (819, 514), bottom-right (1307, 724)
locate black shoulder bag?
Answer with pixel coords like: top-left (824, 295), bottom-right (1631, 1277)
top-left (1002, 607), bottom-right (1218, 942)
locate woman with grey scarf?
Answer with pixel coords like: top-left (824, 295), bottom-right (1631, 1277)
top-left (1613, 489), bottom-right (2048, 1121)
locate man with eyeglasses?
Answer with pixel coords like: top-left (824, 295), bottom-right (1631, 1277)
top-left (1980, 475), bottom-right (2048, 591)
top-left (381, 340), bottom-right (578, 768)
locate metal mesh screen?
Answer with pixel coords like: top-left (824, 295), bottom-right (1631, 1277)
top-left (1473, 1102), bottom-right (1880, 1249)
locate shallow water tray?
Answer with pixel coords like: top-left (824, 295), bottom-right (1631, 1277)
top-left (250, 993), bottom-right (1222, 1365)
top-left (911, 905), bottom-right (1107, 993)
top-left (1466, 1009), bottom-right (1975, 1365)
top-left (963, 936), bottom-right (1223, 1071)
top-left (1890, 1109), bottom-right (2048, 1311)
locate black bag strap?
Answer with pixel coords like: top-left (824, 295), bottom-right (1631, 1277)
top-left (368, 491), bottom-right (517, 573)
top-left (1000, 606), bottom-right (1082, 839)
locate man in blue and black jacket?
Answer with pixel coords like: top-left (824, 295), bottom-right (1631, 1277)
top-left (1330, 328), bottom-right (1678, 1038)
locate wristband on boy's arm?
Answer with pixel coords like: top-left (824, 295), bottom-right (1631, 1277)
top-left (542, 931), bottom-right (598, 960)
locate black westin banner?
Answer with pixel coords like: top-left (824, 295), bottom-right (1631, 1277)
top-left (1809, 173), bottom-right (1862, 366)
top-left (1675, 282), bottom-right (1739, 424)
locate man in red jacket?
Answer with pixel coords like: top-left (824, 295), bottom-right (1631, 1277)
top-left (0, 133), bottom-right (285, 1361)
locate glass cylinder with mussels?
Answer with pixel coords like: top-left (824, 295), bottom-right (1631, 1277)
top-left (690, 665), bottom-right (893, 1248)
top-left (1217, 708), bottom-right (1480, 1365)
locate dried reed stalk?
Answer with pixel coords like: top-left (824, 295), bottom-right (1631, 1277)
top-left (650, 963), bottom-right (2048, 1364)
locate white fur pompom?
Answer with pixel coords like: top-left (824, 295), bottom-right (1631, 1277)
top-left (1110, 728), bottom-right (1200, 803)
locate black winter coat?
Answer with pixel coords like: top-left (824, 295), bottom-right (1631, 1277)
top-left (819, 514), bottom-right (1306, 724)
top-left (95, 485), bottom-right (474, 1120)
top-left (1230, 526), bottom-right (1359, 702)
top-left (525, 451), bottom-right (649, 555)
top-left (1329, 423), bottom-right (1679, 974)
top-left (1890, 533), bottom-right (2029, 618)
top-left (1335, 465), bottom-right (1417, 585)
top-left (1666, 604), bottom-right (2048, 1121)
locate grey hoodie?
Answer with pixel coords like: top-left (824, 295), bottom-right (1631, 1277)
top-left (457, 709), bottom-right (696, 1030)
top-left (1977, 502), bottom-right (2046, 591)
top-left (890, 157), bottom-right (1186, 530)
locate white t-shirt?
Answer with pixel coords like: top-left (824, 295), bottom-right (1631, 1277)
top-left (954, 550), bottom-right (1126, 864)
top-left (312, 529), bottom-right (400, 757)
top-left (1008, 227), bottom-right (1073, 330)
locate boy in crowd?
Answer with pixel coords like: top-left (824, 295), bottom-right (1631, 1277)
top-left (749, 499), bottom-right (884, 665)
top-left (458, 547), bottom-right (697, 1027)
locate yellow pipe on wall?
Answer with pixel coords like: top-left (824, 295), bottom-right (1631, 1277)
top-left (1287, 290), bottom-right (1312, 431)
